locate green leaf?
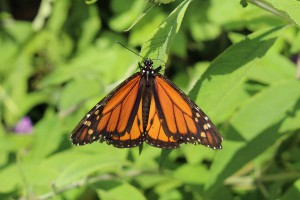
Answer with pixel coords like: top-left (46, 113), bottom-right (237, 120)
top-left (250, 0), bottom-right (300, 28)
top-left (140, 0), bottom-right (192, 63)
top-left (97, 182), bottom-right (146, 200)
top-left (182, 143), bottom-right (220, 165)
top-left (231, 80), bottom-right (300, 141)
top-left (173, 164), bottom-right (209, 184)
top-left (128, 9), bottom-right (166, 46)
top-left (188, 0), bottom-right (221, 42)
top-left (209, 0), bottom-right (276, 30)
top-left (280, 100), bottom-right (300, 132)
top-left (0, 165), bottom-right (20, 193)
top-left (28, 110), bottom-right (64, 160)
top-left (204, 80), bottom-right (300, 198)
top-left (189, 27), bottom-right (280, 121)
top-left (42, 146), bottom-right (127, 173)
top-left (54, 155), bottom-right (121, 187)
top-left (125, 1), bottom-right (155, 31)
top-left (109, 0), bottom-right (145, 32)
top-left (247, 51), bottom-right (296, 84)
top-left (76, 5), bottom-right (101, 52)
top-left (134, 174), bottom-right (170, 189)
top-left (59, 79), bottom-right (102, 111)
top-left (0, 163), bottom-right (58, 194)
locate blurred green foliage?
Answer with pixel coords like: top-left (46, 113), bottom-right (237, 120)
top-left (1, 0), bottom-right (300, 199)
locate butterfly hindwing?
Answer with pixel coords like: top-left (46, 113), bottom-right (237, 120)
top-left (70, 73), bottom-right (144, 147)
top-left (145, 94), bottom-right (180, 149)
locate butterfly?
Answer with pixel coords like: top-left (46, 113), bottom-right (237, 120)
top-left (70, 58), bottom-right (223, 149)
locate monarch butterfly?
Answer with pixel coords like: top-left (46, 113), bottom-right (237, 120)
top-left (70, 58), bottom-right (223, 149)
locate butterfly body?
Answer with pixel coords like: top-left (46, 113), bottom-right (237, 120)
top-left (70, 58), bottom-right (223, 149)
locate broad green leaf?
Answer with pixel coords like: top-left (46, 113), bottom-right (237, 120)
top-left (131, 145), bottom-right (162, 169)
top-left (182, 145), bottom-right (216, 164)
top-left (211, 83), bottom-right (250, 123)
top-left (187, 0), bottom-right (221, 42)
top-left (54, 155), bottom-right (122, 187)
top-left (170, 30), bottom-right (187, 57)
top-left (76, 5), bottom-right (101, 52)
top-left (42, 147), bottom-right (127, 173)
top-left (204, 80), bottom-right (300, 198)
top-left (154, 178), bottom-right (182, 195)
top-left (0, 164), bottom-right (25, 192)
top-left (28, 110), bottom-right (64, 160)
top-left (280, 100), bottom-right (300, 132)
top-left (231, 80), bottom-right (300, 141)
top-left (40, 44), bottom-right (136, 87)
top-left (0, 133), bottom-right (33, 153)
top-left (59, 79), bottom-right (102, 111)
top-left (209, 0), bottom-right (280, 30)
top-left (51, 146), bottom-right (128, 187)
top-left (159, 190), bottom-right (182, 200)
top-left (129, 9), bottom-right (166, 46)
top-left (125, 1), bottom-right (155, 31)
top-left (134, 174), bottom-right (170, 189)
top-left (173, 164), bottom-right (209, 184)
top-left (247, 51), bottom-right (296, 84)
top-left (249, 0), bottom-right (300, 28)
top-left (140, 0), bottom-right (192, 63)
top-left (109, 0), bottom-right (145, 31)
top-left (189, 27), bottom-right (280, 121)
top-left (97, 182), bottom-right (146, 200)
top-left (0, 163), bottom-right (58, 194)
top-left (3, 55), bottom-right (32, 125)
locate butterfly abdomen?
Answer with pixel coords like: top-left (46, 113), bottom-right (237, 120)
top-left (142, 80), bottom-right (153, 131)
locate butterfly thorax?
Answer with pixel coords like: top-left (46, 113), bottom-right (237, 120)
top-left (140, 58), bottom-right (155, 86)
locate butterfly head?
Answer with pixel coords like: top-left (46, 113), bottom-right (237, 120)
top-left (143, 58), bottom-right (154, 69)
top-left (141, 58), bottom-right (162, 74)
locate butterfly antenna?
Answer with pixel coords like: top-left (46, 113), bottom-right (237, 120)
top-left (115, 41), bottom-right (145, 60)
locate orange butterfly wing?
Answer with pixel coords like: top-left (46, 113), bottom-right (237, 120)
top-left (145, 94), bottom-right (179, 148)
top-left (145, 74), bottom-right (223, 149)
top-left (70, 58), bottom-right (223, 150)
top-left (70, 74), bottom-right (144, 148)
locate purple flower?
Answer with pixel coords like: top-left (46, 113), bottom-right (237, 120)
top-left (14, 116), bottom-right (33, 134)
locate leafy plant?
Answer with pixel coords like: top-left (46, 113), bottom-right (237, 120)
top-left (0, 0), bottom-right (300, 199)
